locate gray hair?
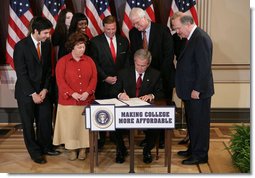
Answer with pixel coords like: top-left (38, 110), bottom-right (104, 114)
top-left (170, 12), bottom-right (194, 26)
top-left (129, 7), bottom-right (146, 21)
top-left (134, 49), bottom-right (152, 64)
top-left (180, 15), bottom-right (194, 25)
top-left (170, 12), bottom-right (184, 29)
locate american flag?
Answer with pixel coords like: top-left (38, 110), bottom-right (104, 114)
top-left (42, 0), bottom-right (66, 76)
top-left (121, 0), bottom-right (155, 40)
top-left (42, 0), bottom-right (66, 29)
top-left (84, 0), bottom-right (111, 39)
top-left (6, 0), bottom-right (33, 69)
top-left (168, 0), bottom-right (198, 33)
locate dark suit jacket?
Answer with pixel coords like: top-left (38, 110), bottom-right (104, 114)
top-left (175, 27), bottom-right (214, 100)
top-left (51, 30), bottom-right (68, 60)
top-left (173, 33), bottom-right (187, 60)
top-left (90, 34), bottom-right (129, 99)
top-left (129, 22), bottom-right (175, 98)
top-left (14, 36), bottom-right (52, 101)
top-left (112, 66), bottom-right (164, 100)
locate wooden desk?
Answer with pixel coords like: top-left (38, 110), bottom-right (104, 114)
top-left (88, 99), bottom-right (175, 173)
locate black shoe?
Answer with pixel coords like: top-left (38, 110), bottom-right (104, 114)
top-left (159, 142), bottom-right (165, 149)
top-left (178, 138), bottom-right (189, 145)
top-left (116, 152), bottom-right (125, 163)
top-left (98, 139), bottom-right (105, 149)
top-left (115, 146), bottom-right (128, 163)
top-left (45, 149), bottom-right (61, 156)
top-left (139, 139), bottom-right (147, 147)
top-left (143, 152), bottom-right (152, 164)
top-left (177, 150), bottom-right (191, 157)
top-left (182, 156), bottom-right (208, 165)
top-left (32, 156), bottom-right (47, 164)
top-left (121, 148), bottom-right (128, 157)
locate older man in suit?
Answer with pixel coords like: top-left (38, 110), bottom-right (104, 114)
top-left (129, 7), bottom-right (175, 148)
top-left (171, 12), bottom-right (214, 165)
top-left (129, 7), bottom-right (175, 102)
top-left (112, 49), bottom-right (164, 164)
top-left (14, 17), bottom-right (60, 164)
top-left (89, 15), bottom-right (130, 150)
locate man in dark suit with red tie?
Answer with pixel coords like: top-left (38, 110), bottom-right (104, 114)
top-left (14, 17), bottom-right (60, 164)
top-left (89, 15), bottom-right (130, 151)
top-left (112, 49), bottom-right (164, 164)
top-left (129, 7), bottom-right (175, 103)
top-left (128, 7), bottom-right (175, 148)
top-left (171, 12), bottom-right (214, 165)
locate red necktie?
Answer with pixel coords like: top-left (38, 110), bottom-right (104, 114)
top-left (37, 42), bottom-right (41, 60)
top-left (136, 74), bottom-right (142, 97)
top-left (110, 38), bottom-right (116, 63)
top-left (142, 31), bottom-right (148, 49)
top-left (186, 39), bottom-right (189, 45)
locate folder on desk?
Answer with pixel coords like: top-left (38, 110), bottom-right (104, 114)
top-left (95, 98), bottom-right (127, 106)
top-left (95, 97), bottom-right (150, 107)
top-left (121, 97), bottom-right (151, 106)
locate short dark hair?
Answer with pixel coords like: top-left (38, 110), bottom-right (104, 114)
top-left (69, 13), bottom-right (88, 35)
top-left (65, 32), bottom-right (88, 52)
top-left (31, 16), bottom-right (53, 34)
top-left (102, 15), bottom-right (116, 26)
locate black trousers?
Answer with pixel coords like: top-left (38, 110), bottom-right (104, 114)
top-left (183, 97), bottom-right (211, 159)
top-left (17, 96), bottom-right (53, 159)
top-left (115, 129), bottom-right (158, 154)
top-left (143, 129), bottom-right (159, 154)
top-left (114, 129), bottom-right (128, 151)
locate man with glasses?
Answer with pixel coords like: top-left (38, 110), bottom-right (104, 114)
top-left (171, 12), bottom-right (214, 165)
top-left (129, 7), bottom-right (175, 150)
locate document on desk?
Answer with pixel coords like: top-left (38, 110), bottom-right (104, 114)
top-left (95, 98), bottom-right (127, 106)
top-left (121, 97), bottom-right (151, 106)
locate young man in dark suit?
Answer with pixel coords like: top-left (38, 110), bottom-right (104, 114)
top-left (112, 49), bottom-right (164, 164)
top-left (171, 12), bottom-right (214, 165)
top-left (14, 17), bottom-right (60, 164)
top-left (129, 7), bottom-right (175, 148)
top-left (89, 15), bottom-right (130, 150)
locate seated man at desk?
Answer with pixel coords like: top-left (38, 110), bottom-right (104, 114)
top-left (112, 49), bottom-right (164, 164)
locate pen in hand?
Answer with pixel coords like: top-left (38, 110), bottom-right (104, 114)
top-left (120, 89), bottom-right (129, 100)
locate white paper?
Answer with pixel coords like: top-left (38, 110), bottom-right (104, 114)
top-left (121, 97), bottom-right (151, 106)
top-left (95, 98), bottom-right (127, 106)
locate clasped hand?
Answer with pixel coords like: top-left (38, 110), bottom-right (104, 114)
top-left (105, 76), bottom-right (117, 85)
top-left (71, 92), bottom-right (89, 101)
top-left (32, 89), bottom-right (48, 104)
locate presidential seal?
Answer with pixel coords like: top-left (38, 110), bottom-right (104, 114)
top-left (93, 108), bottom-right (113, 129)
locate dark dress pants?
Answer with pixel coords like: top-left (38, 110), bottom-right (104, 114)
top-left (17, 96), bottom-right (53, 159)
top-left (114, 129), bottom-right (127, 151)
top-left (184, 97), bottom-right (211, 159)
top-left (143, 129), bottom-right (159, 154)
